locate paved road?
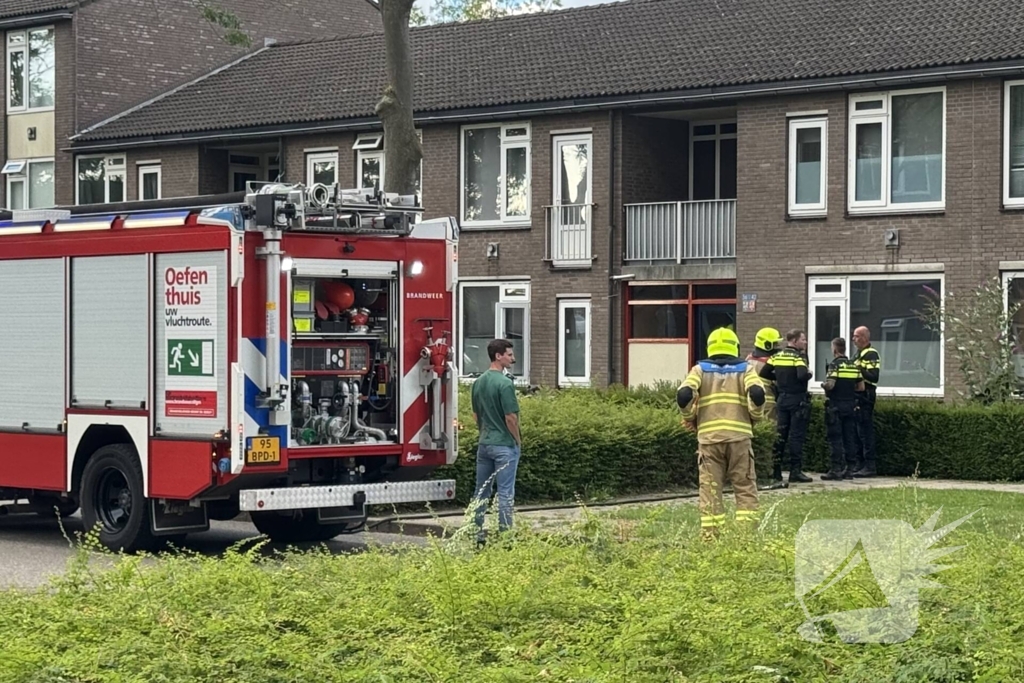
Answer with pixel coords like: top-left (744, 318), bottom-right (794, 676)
top-left (0, 511), bottom-right (428, 591)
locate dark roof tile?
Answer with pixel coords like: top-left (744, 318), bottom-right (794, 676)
top-left (74, 0), bottom-right (1024, 142)
top-left (0, 0), bottom-right (75, 19)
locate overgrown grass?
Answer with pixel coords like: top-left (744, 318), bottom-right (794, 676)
top-left (3, 485), bottom-right (1024, 682)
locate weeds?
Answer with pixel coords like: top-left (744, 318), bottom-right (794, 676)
top-left (2, 487), bottom-right (1024, 682)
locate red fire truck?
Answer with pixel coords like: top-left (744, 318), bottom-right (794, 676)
top-left (0, 182), bottom-right (459, 551)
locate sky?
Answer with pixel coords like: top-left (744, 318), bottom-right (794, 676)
top-left (413, 0), bottom-right (619, 20)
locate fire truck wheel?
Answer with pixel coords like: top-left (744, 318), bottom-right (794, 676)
top-left (251, 509), bottom-right (349, 544)
top-left (80, 443), bottom-right (156, 553)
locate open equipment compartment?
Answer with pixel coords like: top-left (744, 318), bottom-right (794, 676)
top-left (288, 262), bottom-right (401, 449)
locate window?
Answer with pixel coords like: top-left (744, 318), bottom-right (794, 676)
top-left (306, 151), bottom-right (338, 186)
top-left (458, 281), bottom-right (530, 383)
top-left (76, 155), bottom-right (125, 205)
top-left (4, 158), bottom-right (53, 209)
top-left (229, 152), bottom-right (278, 191)
top-left (689, 121), bottom-right (737, 201)
top-left (848, 88), bottom-right (945, 213)
top-left (352, 131), bottom-right (422, 201)
top-left (461, 123), bottom-right (531, 227)
top-left (788, 116), bottom-right (827, 216)
top-left (625, 281), bottom-right (737, 379)
top-left (138, 164), bottom-right (161, 201)
top-left (7, 27), bottom-right (54, 112)
top-left (807, 274), bottom-right (943, 395)
top-left (1003, 81), bottom-right (1024, 207)
top-left (1003, 271), bottom-right (1024, 392)
top-left (334, 131), bottom-right (427, 220)
top-left (558, 298), bottom-right (591, 386)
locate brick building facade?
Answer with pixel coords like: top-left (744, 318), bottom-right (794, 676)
top-left (32, 0), bottom-right (1024, 397)
top-left (0, 0), bottom-right (379, 209)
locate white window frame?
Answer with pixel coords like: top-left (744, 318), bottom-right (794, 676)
top-left (305, 151), bottom-right (338, 186)
top-left (457, 280), bottom-right (531, 385)
top-left (4, 157), bottom-right (54, 209)
top-left (1002, 272), bottom-right (1024, 378)
top-left (6, 26), bottom-right (55, 113)
top-left (1003, 80), bottom-right (1024, 208)
top-left (353, 133), bottom-right (383, 151)
top-left (807, 273), bottom-right (945, 397)
top-left (5, 173), bottom-right (25, 210)
top-left (688, 120), bottom-right (737, 200)
top-left (352, 130), bottom-right (422, 202)
top-left (847, 87), bottom-right (946, 214)
top-left (75, 154), bottom-right (126, 205)
top-left (357, 149), bottom-right (385, 190)
top-left (557, 298), bottom-right (591, 387)
top-left (787, 116), bottom-right (828, 216)
top-left (460, 122), bottom-right (532, 229)
top-left (138, 164), bottom-right (162, 201)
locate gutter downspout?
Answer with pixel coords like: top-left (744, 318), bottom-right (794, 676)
top-left (607, 109), bottom-right (616, 386)
top-left (277, 135), bottom-right (285, 181)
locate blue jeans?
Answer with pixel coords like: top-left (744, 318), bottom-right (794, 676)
top-left (473, 443), bottom-right (520, 539)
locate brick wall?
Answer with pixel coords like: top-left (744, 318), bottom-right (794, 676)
top-left (53, 19), bottom-right (75, 206)
top-left (283, 133), bottom-right (357, 187)
top-left (198, 147), bottom-right (229, 195)
top-left (123, 145), bottom-right (201, 199)
top-left (735, 78), bottom-right (1024, 395)
top-left (75, 0), bottom-right (380, 130)
top-left (274, 113), bottom-right (616, 387)
top-left (619, 114), bottom-right (689, 205)
top-left (453, 112), bottom-right (615, 387)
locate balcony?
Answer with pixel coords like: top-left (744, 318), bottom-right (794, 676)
top-left (545, 203), bottom-right (594, 268)
top-left (624, 199), bottom-right (736, 264)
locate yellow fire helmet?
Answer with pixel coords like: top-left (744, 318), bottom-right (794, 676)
top-left (754, 326), bottom-right (783, 353)
top-left (707, 327), bottom-right (740, 357)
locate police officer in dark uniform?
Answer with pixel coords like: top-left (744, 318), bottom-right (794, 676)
top-left (851, 326), bottom-right (881, 477)
top-left (758, 328), bottom-right (813, 484)
top-left (820, 337), bottom-right (862, 480)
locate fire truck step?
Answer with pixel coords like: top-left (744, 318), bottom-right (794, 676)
top-left (238, 479), bottom-right (456, 512)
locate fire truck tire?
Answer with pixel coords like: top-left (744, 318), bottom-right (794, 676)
top-left (79, 443), bottom-right (157, 553)
top-left (251, 509), bottom-right (350, 544)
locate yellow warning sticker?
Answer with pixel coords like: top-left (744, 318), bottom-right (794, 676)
top-left (294, 318), bottom-right (312, 332)
top-left (293, 290), bottom-right (311, 304)
top-left (266, 302), bottom-right (277, 311)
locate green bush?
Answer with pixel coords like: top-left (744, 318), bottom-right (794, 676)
top-left (435, 385), bottom-right (777, 505)
top-left (436, 384), bottom-right (1024, 505)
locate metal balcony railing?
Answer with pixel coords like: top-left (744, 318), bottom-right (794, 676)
top-left (545, 203), bottom-right (594, 268)
top-left (624, 199), bottom-right (736, 263)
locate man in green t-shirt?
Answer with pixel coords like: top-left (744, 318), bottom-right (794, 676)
top-left (470, 338), bottom-right (521, 545)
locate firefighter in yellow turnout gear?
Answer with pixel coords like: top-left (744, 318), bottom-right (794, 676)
top-left (678, 327), bottom-right (767, 537)
top-left (746, 327), bottom-right (783, 421)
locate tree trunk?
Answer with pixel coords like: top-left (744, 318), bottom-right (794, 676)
top-left (376, 0), bottom-right (422, 198)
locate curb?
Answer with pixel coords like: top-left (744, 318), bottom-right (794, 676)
top-left (231, 511), bottom-right (454, 538)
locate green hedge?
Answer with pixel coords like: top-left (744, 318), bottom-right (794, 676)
top-left (799, 397), bottom-right (1024, 480)
top-left (434, 384), bottom-right (776, 506)
top-left (433, 384), bottom-right (1024, 506)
